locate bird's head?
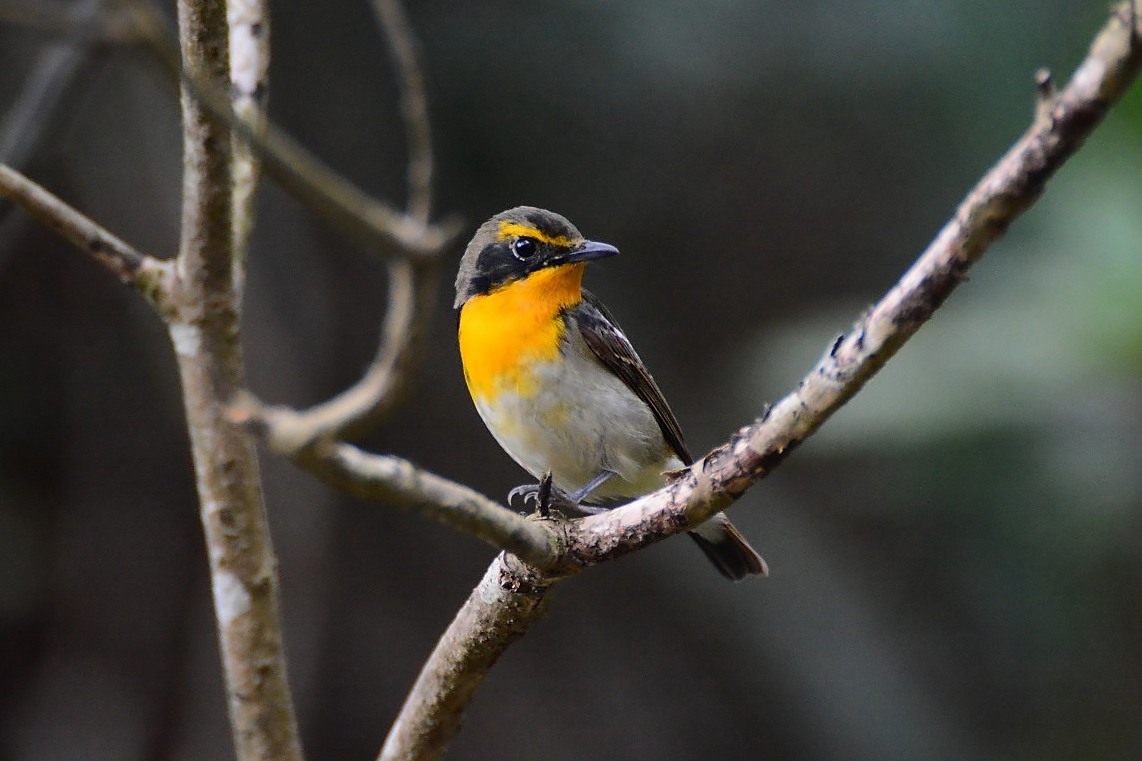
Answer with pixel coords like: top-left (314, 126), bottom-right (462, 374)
top-left (454, 206), bottom-right (619, 308)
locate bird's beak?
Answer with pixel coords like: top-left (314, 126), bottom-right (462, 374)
top-left (561, 239), bottom-right (619, 264)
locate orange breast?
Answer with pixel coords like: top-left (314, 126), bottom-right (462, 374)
top-left (458, 264), bottom-right (586, 401)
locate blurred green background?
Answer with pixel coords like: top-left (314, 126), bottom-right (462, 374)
top-left (1, 1), bottom-right (1140, 759)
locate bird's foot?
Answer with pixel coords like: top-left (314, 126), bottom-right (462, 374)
top-left (507, 473), bottom-right (604, 517)
top-left (508, 473), bottom-right (556, 517)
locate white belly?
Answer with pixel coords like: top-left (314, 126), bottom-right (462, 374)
top-left (473, 342), bottom-right (680, 502)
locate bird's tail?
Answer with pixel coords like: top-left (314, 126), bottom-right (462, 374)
top-left (687, 513), bottom-right (768, 581)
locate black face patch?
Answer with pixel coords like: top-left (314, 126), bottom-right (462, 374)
top-left (468, 237), bottom-right (561, 296)
top-left (455, 207), bottom-right (585, 307)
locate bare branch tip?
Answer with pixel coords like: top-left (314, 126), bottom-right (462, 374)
top-left (225, 390), bottom-right (264, 428)
top-left (228, 396), bottom-right (305, 453)
top-left (1033, 67), bottom-right (1058, 124)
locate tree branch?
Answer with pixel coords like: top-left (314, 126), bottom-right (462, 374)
top-left (224, 419), bottom-right (562, 568)
top-left (137, 0), bottom-right (448, 446)
top-left (239, 0), bottom-right (442, 448)
top-left (124, 0), bottom-right (457, 259)
top-left (565, 0), bottom-right (1142, 567)
top-left (0, 0), bottom-right (136, 42)
top-left (370, 0), bottom-right (433, 225)
top-left (0, 163), bottom-right (173, 308)
top-left (175, 0), bottom-right (233, 291)
top-left (227, 0), bottom-right (270, 303)
top-left (168, 1), bottom-right (302, 760)
top-left (238, 256), bottom-right (437, 445)
top-left (12, 0), bottom-right (448, 446)
top-left (3, 1), bottom-right (449, 758)
top-left (374, 4), bottom-right (1142, 759)
top-left (378, 555), bottom-right (553, 761)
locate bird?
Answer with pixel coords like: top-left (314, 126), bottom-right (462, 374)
top-left (454, 206), bottom-right (766, 580)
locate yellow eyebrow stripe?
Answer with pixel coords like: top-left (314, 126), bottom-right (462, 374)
top-left (496, 221), bottom-right (576, 247)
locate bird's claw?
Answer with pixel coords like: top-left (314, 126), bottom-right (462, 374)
top-left (508, 473), bottom-right (556, 516)
top-left (507, 482), bottom-right (542, 512)
top-left (507, 472), bottom-right (584, 517)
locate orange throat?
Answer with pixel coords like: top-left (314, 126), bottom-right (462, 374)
top-left (458, 264), bottom-right (586, 401)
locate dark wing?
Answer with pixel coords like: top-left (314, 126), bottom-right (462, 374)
top-left (573, 291), bottom-right (692, 465)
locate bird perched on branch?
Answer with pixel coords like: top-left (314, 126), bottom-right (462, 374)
top-left (455, 207), bottom-right (766, 580)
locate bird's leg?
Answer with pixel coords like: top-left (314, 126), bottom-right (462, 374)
top-left (535, 472), bottom-right (553, 517)
top-left (507, 470), bottom-right (616, 516)
top-left (565, 470), bottom-right (615, 513)
top-left (507, 472), bottom-right (573, 516)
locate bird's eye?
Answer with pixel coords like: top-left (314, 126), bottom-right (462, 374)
top-left (511, 237), bottom-right (538, 260)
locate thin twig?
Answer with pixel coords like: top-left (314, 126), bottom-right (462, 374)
top-left (242, 0), bottom-right (442, 444)
top-left (370, 0), bottom-right (434, 224)
top-left (223, 414), bottom-right (561, 567)
top-left (0, 0), bottom-right (105, 169)
top-left (376, 5), bottom-right (1142, 759)
top-left (239, 257), bottom-right (437, 444)
top-left (124, 0), bottom-right (456, 259)
top-left (0, 0), bottom-right (137, 42)
top-left (314, 441), bottom-right (560, 567)
top-left (0, 0), bottom-right (106, 268)
top-left (330, 259), bottom-right (437, 437)
top-left (0, 163), bottom-right (173, 308)
top-left (227, 0), bottom-right (270, 304)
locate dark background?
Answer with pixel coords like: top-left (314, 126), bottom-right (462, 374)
top-left (2, 1), bottom-right (1141, 759)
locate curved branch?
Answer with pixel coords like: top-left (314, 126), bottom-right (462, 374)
top-left (238, 257), bottom-right (437, 444)
top-left (370, 0), bottom-right (434, 224)
top-left (242, 0), bottom-right (443, 452)
top-left (306, 0), bottom-right (1142, 578)
top-left (324, 259), bottom-right (437, 438)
